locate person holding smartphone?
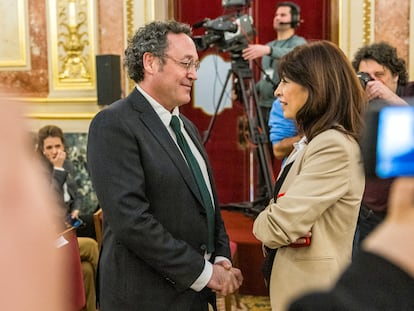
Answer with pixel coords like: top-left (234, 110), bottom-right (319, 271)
top-left (36, 125), bottom-right (99, 311)
top-left (37, 125), bottom-right (81, 223)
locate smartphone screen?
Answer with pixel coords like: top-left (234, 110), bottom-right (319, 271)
top-left (376, 106), bottom-right (414, 178)
top-left (66, 215), bottom-right (84, 228)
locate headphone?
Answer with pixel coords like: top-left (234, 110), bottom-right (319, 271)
top-left (277, 1), bottom-right (301, 28)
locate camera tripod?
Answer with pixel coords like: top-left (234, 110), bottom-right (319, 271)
top-left (203, 54), bottom-right (274, 214)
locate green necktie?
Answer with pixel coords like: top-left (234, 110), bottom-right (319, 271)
top-left (170, 115), bottom-right (215, 253)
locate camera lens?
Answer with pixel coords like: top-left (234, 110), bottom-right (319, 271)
top-left (357, 72), bottom-right (373, 90)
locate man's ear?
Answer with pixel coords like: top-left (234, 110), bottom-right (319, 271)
top-left (392, 73), bottom-right (399, 84)
top-left (142, 52), bottom-right (158, 74)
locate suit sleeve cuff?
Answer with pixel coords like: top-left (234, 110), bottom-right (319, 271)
top-left (190, 259), bottom-right (212, 292)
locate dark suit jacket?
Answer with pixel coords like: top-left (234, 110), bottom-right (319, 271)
top-left (87, 89), bottom-right (231, 311)
top-left (52, 159), bottom-right (82, 213)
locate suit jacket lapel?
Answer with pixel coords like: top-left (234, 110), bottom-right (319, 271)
top-left (128, 89), bottom-right (205, 208)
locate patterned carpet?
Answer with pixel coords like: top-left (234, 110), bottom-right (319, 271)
top-left (216, 295), bottom-right (271, 311)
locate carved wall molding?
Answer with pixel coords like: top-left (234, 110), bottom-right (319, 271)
top-left (362, 0), bottom-right (372, 45)
top-left (47, 0), bottom-right (97, 95)
top-left (338, 0), bottom-right (374, 59)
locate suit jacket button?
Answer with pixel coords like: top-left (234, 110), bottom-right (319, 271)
top-left (200, 244), bottom-right (207, 251)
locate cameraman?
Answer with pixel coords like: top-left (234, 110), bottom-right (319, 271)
top-left (352, 42), bottom-right (414, 248)
top-left (242, 1), bottom-right (306, 116)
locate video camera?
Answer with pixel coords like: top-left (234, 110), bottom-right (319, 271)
top-left (361, 105), bottom-right (414, 178)
top-left (192, 0), bottom-right (255, 54)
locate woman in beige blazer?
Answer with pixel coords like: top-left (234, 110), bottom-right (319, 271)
top-left (253, 41), bottom-right (366, 311)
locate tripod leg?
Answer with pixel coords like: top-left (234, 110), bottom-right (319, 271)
top-left (251, 80), bottom-right (274, 198)
top-left (235, 66), bottom-right (274, 206)
top-left (202, 69), bottom-right (233, 145)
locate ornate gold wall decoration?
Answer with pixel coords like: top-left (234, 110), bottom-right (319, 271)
top-left (126, 0), bottom-right (134, 40)
top-left (58, 0), bottom-right (91, 81)
top-left (362, 0), bottom-right (372, 44)
top-left (48, 0), bottom-right (97, 92)
top-left (126, 0), bottom-right (135, 94)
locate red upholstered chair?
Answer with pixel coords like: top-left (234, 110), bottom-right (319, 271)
top-left (224, 241), bottom-right (241, 311)
top-left (62, 230), bottom-right (86, 311)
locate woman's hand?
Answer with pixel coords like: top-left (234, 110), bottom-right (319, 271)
top-left (51, 150), bottom-right (66, 168)
top-left (289, 231), bottom-right (312, 247)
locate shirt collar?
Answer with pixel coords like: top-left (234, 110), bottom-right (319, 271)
top-left (293, 136), bottom-right (308, 152)
top-left (135, 85), bottom-right (179, 127)
top-left (283, 136), bottom-right (307, 168)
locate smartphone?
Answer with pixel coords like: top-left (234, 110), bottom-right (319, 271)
top-left (375, 106), bottom-right (414, 178)
top-left (362, 105), bottom-right (414, 178)
top-left (66, 215), bottom-right (84, 229)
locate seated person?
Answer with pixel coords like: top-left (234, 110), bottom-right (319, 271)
top-left (36, 125), bottom-right (98, 311)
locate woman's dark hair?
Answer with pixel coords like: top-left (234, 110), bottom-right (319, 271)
top-left (351, 42), bottom-right (408, 86)
top-left (124, 20), bottom-right (192, 83)
top-left (37, 125), bottom-right (65, 155)
top-left (278, 40), bottom-right (365, 142)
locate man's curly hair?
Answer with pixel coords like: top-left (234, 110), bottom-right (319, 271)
top-left (124, 20), bottom-right (192, 83)
top-left (351, 42), bottom-right (408, 86)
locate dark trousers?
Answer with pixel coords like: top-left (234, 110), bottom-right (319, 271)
top-left (353, 204), bottom-right (386, 258)
top-left (189, 288), bottom-right (216, 311)
top-left (358, 205), bottom-right (386, 243)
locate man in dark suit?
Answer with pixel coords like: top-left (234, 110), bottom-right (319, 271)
top-left (87, 20), bottom-right (243, 311)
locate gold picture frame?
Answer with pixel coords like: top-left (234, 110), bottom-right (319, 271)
top-left (0, 0), bottom-right (30, 70)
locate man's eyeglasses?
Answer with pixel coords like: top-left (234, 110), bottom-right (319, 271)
top-left (164, 55), bottom-right (201, 72)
